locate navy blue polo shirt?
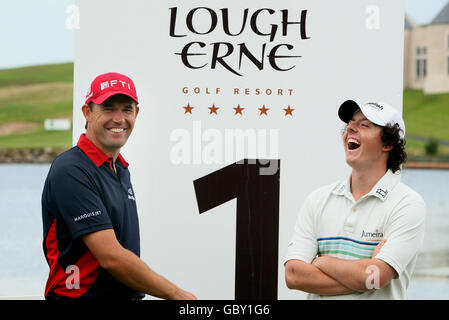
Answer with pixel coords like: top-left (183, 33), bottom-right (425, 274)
top-left (41, 134), bottom-right (144, 299)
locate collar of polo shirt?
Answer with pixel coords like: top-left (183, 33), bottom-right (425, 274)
top-left (332, 169), bottom-right (401, 202)
top-left (77, 134), bottom-right (129, 167)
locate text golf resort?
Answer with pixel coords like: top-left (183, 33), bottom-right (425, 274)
top-left (181, 87), bottom-right (295, 96)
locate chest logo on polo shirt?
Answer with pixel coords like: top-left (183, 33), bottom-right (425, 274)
top-left (361, 229), bottom-right (384, 241)
top-left (128, 188), bottom-right (136, 201)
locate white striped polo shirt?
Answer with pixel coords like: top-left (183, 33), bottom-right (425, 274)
top-left (284, 169), bottom-right (426, 299)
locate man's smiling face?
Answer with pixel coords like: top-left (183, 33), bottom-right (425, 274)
top-left (82, 94), bottom-right (139, 157)
top-left (342, 109), bottom-right (388, 170)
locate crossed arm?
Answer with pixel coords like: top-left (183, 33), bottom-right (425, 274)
top-left (285, 240), bottom-right (397, 295)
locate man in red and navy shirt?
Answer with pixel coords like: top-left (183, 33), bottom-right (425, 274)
top-left (41, 72), bottom-right (196, 300)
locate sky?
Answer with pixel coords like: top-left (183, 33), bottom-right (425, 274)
top-left (0, 0), bottom-right (75, 69)
top-left (405, 0), bottom-right (449, 24)
top-left (0, 0), bottom-right (448, 69)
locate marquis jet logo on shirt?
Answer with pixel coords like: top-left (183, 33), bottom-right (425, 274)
top-left (74, 210), bottom-right (102, 222)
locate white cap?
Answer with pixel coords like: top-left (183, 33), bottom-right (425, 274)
top-left (338, 100), bottom-right (406, 139)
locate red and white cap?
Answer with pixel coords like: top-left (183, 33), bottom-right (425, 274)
top-left (338, 100), bottom-right (406, 139)
top-left (85, 72), bottom-right (139, 105)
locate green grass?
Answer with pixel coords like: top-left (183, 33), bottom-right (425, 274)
top-left (0, 125), bottom-right (71, 148)
top-left (405, 138), bottom-right (449, 158)
top-left (0, 63), bottom-right (73, 88)
top-left (0, 83), bottom-right (73, 125)
top-left (403, 89), bottom-right (449, 159)
top-left (0, 63), bottom-right (74, 149)
top-left (403, 89), bottom-right (449, 142)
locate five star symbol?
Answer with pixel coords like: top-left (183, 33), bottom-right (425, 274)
top-left (181, 103), bottom-right (294, 117)
top-left (283, 105), bottom-right (295, 116)
top-left (208, 104), bottom-right (219, 114)
top-left (258, 105), bottom-right (269, 116)
top-left (183, 103), bottom-right (194, 114)
top-left (233, 104), bottom-right (244, 115)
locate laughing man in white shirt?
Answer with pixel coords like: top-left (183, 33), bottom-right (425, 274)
top-left (284, 100), bottom-right (426, 299)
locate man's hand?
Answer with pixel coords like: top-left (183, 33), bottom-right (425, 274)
top-left (372, 239), bottom-right (386, 258)
top-left (285, 259), bottom-right (354, 296)
top-left (172, 288), bottom-right (197, 300)
top-left (311, 256), bottom-right (330, 270)
top-left (83, 229), bottom-right (197, 300)
top-left (311, 253), bottom-right (396, 292)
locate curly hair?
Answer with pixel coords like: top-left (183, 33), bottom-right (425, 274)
top-left (381, 123), bottom-right (407, 173)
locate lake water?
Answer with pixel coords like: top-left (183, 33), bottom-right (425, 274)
top-left (0, 164), bottom-right (448, 299)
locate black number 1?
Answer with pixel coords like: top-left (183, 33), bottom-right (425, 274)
top-left (193, 159), bottom-right (280, 300)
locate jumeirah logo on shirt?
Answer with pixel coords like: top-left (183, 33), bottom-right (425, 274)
top-left (361, 229), bottom-right (384, 240)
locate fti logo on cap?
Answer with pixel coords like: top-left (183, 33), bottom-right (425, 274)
top-left (99, 80), bottom-right (132, 91)
top-left (84, 72), bottom-right (139, 105)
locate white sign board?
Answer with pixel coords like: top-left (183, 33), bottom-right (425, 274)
top-left (44, 119), bottom-right (71, 131)
top-left (74, 0), bottom-right (404, 299)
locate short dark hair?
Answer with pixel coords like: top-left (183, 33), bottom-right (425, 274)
top-left (381, 123), bottom-right (407, 173)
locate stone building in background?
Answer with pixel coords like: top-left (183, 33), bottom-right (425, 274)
top-left (404, 2), bottom-right (449, 93)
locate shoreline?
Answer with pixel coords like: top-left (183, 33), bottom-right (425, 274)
top-left (1, 147), bottom-right (449, 169)
top-left (403, 162), bottom-right (449, 169)
top-left (0, 147), bottom-right (66, 163)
